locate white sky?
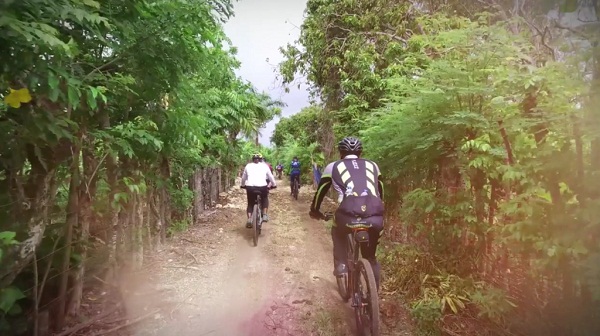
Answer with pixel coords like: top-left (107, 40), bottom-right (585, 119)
top-left (223, 0), bottom-right (309, 147)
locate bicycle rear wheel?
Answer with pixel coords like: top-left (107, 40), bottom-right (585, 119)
top-left (293, 179), bottom-right (299, 200)
top-left (252, 204), bottom-right (259, 247)
top-left (337, 234), bottom-right (355, 302)
top-left (355, 258), bottom-right (380, 336)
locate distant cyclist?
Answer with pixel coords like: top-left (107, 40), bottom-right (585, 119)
top-left (262, 157), bottom-right (274, 184)
top-left (289, 156), bottom-right (301, 195)
top-left (263, 157), bottom-right (274, 174)
top-left (241, 153), bottom-right (276, 228)
top-left (308, 137), bottom-right (385, 288)
top-left (276, 162), bottom-right (284, 179)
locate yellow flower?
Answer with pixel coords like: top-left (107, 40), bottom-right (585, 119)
top-left (4, 88), bottom-right (33, 108)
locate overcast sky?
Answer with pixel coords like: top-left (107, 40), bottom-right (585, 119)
top-left (223, 0), bottom-right (309, 147)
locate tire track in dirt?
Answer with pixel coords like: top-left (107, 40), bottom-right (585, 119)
top-left (120, 179), bottom-right (355, 336)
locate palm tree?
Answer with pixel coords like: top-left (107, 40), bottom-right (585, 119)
top-left (243, 87), bottom-right (286, 146)
top-left (221, 84), bottom-right (285, 147)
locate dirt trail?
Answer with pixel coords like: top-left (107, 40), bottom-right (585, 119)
top-left (118, 179), bottom-right (356, 336)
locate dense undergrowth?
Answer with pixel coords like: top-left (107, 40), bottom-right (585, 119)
top-left (0, 0), bottom-right (277, 334)
top-left (274, 0), bottom-right (600, 335)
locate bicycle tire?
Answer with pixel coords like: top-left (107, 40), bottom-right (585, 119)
top-left (252, 204), bottom-right (259, 247)
top-left (336, 234), bottom-right (355, 302)
top-left (293, 179), bottom-right (299, 200)
top-left (356, 258), bottom-right (380, 336)
top-left (336, 274), bottom-right (349, 301)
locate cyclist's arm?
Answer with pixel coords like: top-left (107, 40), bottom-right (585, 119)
top-left (310, 177), bottom-right (331, 213)
top-left (241, 165), bottom-right (249, 186)
top-left (375, 162), bottom-right (384, 199)
top-left (266, 167), bottom-right (276, 186)
top-left (310, 162), bottom-right (334, 212)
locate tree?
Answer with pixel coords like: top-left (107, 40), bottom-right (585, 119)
top-left (270, 105), bottom-right (322, 148)
top-left (275, 1), bottom-right (600, 334)
top-left (0, 0), bottom-right (279, 332)
top-left (279, 0), bottom-right (422, 157)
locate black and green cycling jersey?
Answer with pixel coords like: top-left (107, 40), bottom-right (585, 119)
top-left (310, 154), bottom-right (384, 220)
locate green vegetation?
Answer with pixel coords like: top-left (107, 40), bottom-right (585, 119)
top-left (271, 106), bottom-right (325, 183)
top-left (275, 0), bottom-right (600, 335)
top-left (0, 0), bottom-right (276, 333)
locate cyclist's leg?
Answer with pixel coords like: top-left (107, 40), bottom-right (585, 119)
top-left (331, 219), bottom-right (350, 276)
top-left (289, 173), bottom-right (295, 193)
top-left (245, 188), bottom-right (257, 228)
top-left (260, 186), bottom-right (270, 221)
top-left (360, 217), bottom-right (384, 289)
top-left (296, 174), bottom-right (301, 188)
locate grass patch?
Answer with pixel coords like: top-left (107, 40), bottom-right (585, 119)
top-left (302, 307), bottom-right (348, 336)
top-left (167, 219), bottom-right (190, 236)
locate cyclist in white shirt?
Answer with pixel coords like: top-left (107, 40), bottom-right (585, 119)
top-left (241, 153), bottom-right (277, 228)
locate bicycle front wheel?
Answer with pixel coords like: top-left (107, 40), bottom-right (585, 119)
top-left (355, 258), bottom-right (380, 336)
top-left (336, 273), bottom-right (349, 302)
top-left (252, 204), bottom-right (259, 247)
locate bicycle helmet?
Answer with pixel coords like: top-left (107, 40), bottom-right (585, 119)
top-left (338, 136), bottom-right (363, 155)
top-left (252, 153), bottom-right (262, 161)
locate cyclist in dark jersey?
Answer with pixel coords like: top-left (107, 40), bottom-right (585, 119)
top-left (289, 156), bottom-right (301, 195)
top-left (309, 137), bottom-right (385, 289)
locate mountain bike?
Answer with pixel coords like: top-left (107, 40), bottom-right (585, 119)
top-left (291, 176), bottom-right (299, 200)
top-left (319, 212), bottom-right (380, 336)
top-left (241, 185), bottom-right (276, 246)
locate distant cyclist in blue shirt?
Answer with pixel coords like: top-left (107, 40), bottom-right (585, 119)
top-left (289, 156), bottom-right (301, 195)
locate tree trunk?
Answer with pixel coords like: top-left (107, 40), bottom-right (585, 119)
top-left (104, 153), bottom-right (120, 286)
top-left (0, 150), bottom-right (57, 288)
top-left (68, 134), bottom-right (98, 317)
top-left (211, 167), bottom-right (218, 207)
top-left (159, 157), bottom-right (171, 239)
top-left (56, 144), bottom-right (80, 329)
top-left (144, 187), bottom-right (155, 250)
top-left (130, 191), bottom-right (144, 270)
top-left (149, 186), bottom-right (163, 247)
top-left (217, 168), bottom-right (222, 196)
top-left (193, 169), bottom-right (205, 224)
top-left (590, 50), bottom-right (600, 172)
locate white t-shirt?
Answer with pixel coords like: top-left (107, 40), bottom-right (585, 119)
top-left (241, 162), bottom-right (276, 187)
